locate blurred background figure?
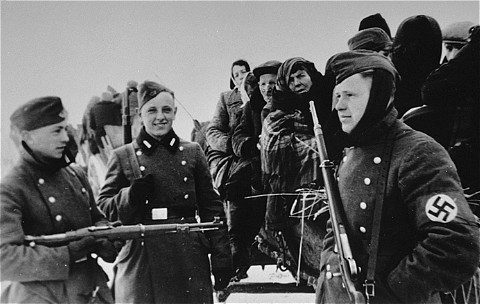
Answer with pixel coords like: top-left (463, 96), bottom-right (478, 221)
top-left (358, 12), bottom-right (392, 39)
top-left (391, 14), bottom-right (442, 117)
top-left (441, 21), bottom-right (475, 62)
top-left (348, 27), bottom-right (393, 57)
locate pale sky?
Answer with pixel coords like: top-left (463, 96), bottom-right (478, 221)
top-left (1, 1), bottom-right (479, 174)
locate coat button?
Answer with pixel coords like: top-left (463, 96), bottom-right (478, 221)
top-left (136, 150), bottom-right (142, 156)
top-left (184, 194), bottom-right (189, 199)
top-left (360, 202), bottom-right (367, 209)
top-left (183, 177), bottom-right (188, 182)
top-left (181, 160), bottom-right (187, 166)
top-left (359, 226), bottom-right (366, 233)
top-left (342, 156), bottom-right (347, 162)
top-left (48, 196), bottom-right (56, 203)
top-left (81, 188), bottom-right (87, 193)
top-left (55, 215), bottom-right (62, 222)
top-left (140, 166), bottom-right (146, 171)
top-left (179, 146), bottom-right (184, 151)
top-left (38, 178), bottom-right (45, 185)
top-left (373, 157), bottom-right (381, 164)
top-left (364, 178), bottom-right (371, 185)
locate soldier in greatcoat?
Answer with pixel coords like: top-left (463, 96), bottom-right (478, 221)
top-left (97, 80), bottom-right (232, 303)
top-left (316, 51), bottom-right (480, 303)
top-left (1, 96), bottom-right (117, 303)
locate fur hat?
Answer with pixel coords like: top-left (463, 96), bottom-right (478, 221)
top-left (137, 80), bottom-right (174, 110)
top-left (10, 96), bottom-right (67, 131)
top-left (253, 60), bottom-right (282, 79)
top-left (442, 21), bottom-right (475, 44)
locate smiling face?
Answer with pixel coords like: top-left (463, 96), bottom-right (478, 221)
top-left (259, 73), bottom-right (276, 103)
top-left (140, 91), bottom-right (177, 140)
top-left (23, 119), bottom-right (69, 159)
top-left (288, 69), bottom-right (313, 95)
top-left (334, 73), bottom-right (372, 134)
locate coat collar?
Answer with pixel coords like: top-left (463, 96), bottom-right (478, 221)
top-left (136, 127), bottom-right (180, 155)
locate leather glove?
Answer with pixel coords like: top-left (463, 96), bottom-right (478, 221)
top-left (67, 236), bottom-right (97, 263)
top-left (213, 268), bottom-right (233, 291)
top-left (129, 174), bottom-right (154, 206)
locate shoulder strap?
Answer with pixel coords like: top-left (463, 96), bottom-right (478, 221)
top-left (364, 130), bottom-right (396, 301)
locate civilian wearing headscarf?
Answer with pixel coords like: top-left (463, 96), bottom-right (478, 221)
top-left (391, 15), bottom-right (442, 117)
top-left (348, 27), bottom-right (392, 56)
top-left (316, 51), bottom-right (479, 304)
top-left (359, 13), bottom-right (392, 39)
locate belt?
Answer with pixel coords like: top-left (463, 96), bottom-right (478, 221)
top-left (146, 207), bottom-right (196, 221)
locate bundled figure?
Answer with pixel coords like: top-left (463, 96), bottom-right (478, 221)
top-left (98, 81), bottom-right (232, 303)
top-left (1, 97), bottom-right (117, 303)
top-left (316, 50), bottom-right (479, 304)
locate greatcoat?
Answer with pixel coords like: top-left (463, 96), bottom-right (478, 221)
top-left (97, 129), bottom-right (231, 304)
top-left (0, 150), bottom-right (113, 304)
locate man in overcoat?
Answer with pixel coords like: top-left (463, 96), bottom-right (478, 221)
top-left (1, 96), bottom-right (117, 303)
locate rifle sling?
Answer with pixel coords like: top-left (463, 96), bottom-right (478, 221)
top-left (364, 128), bottom-right (395, 299)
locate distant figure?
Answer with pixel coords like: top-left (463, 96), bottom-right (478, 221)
top-left (441, 21), bottom-right (475, 62)
top-left (348, 27), bottom-right (392, 57)
top-left (191, 119), bottom-right (210, 152)
top-left (392, 15), bottom-right (442, 117)
top-left (358, 13), bottom-right (392, 39)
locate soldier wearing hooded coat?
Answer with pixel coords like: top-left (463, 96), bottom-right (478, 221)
top-left (1, 97), bottom-right (116, 304)
top-left (316, 51), bottom-right (480, 304)
top-left (97, 81), bottom-right (232, 304)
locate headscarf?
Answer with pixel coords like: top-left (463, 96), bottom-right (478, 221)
top-left (348, 28), bottom-right (392, 52)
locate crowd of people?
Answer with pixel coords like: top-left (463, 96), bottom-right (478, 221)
top-left (1, 12), bottom-right (479, 304)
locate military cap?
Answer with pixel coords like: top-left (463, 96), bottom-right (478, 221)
top-left (253, 60), bottom-right (282, 79)
top-left (327, 50), bottom-right (399, 85)
top-left (137, 80), bottom-right (174, 110)
top-left (10, 96), bottom-right (67, 131)
top-left (442, 21), bottom-right (475, 44)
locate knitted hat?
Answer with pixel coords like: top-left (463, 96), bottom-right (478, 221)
top-left (137, 80), bottom-right (174, 110)
top-left (359, 13), bottom-right (392, 38)
top-left (100, 91), bottom-right (113, 102)
top-left (348, 28), bottom-right (392, 52)
top-left (442, 21), bottom-right (475, 44)
top-left (10, 96), bottom-right (67, 131)
top-left (253, 60), bottom-right (282, 79)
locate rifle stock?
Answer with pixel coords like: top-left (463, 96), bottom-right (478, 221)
top-left (309, 101), bottom-right (365, 304)
top-left (25, 218), bottom-right (224, 246)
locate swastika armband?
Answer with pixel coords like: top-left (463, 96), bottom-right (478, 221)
top-left (425, 194), bottom-right (458, 223)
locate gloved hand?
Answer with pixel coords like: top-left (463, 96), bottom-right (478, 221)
top-left (213, 268), bottom-right (233, 291)
top-left (128, 174), bottom-right (154, 206)
top-left (67, 236), bottom-right (97, 263)
top-left (93, 220), bottom-right (125, 263)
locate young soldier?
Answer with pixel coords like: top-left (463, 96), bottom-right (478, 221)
top-left (1, 96), bottom-right (117, 303)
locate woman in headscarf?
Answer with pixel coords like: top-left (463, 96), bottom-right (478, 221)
top-left (391, 15), bottom-right (442, 117)
top-left (316, 50), bottom-right (479, 304)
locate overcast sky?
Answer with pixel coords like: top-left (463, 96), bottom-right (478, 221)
top-left (1, 1), bottom-right (479, 173)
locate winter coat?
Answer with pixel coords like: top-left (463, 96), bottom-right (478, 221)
top-left (97, 128), bottom-right (232, 304)
top-left (316, 109), bottom-right (480, 304)
top-left (0, 150), bottom-right (113, 304)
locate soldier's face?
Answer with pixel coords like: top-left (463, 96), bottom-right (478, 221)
top-left (23, 119), bottom-right (69, 159)
top-left (334, 73), bottom-right (372, 134)
top-left (140, 92), bottom-right (177, 140)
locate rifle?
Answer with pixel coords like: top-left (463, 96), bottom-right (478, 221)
top-left (309, 101), bottom-right (365, 304)
top-left (122, 81), bottom-right (138, 145)
top-left (25, 217), bottom-right (223, 246)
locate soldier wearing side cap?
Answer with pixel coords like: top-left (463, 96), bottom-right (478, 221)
top-left (316, 51), bottom-right (479, 303)
top-left (97, 80), bottom-right (232, 303)
top-left (1, 96), bottom-right (118, 303)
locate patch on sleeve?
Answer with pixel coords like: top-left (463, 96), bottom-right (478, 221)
top-left (425, 194), bottom-right (458, 223)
